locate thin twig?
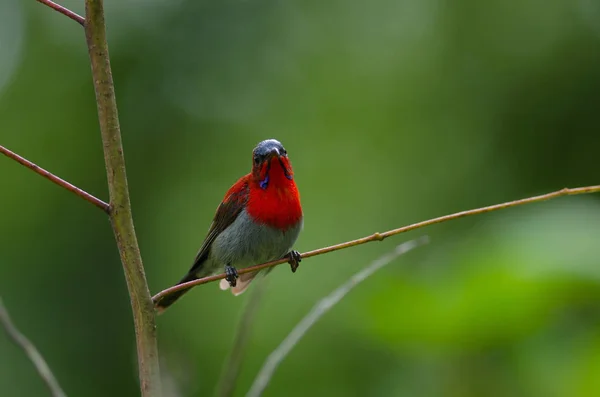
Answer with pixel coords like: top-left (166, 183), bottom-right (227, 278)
top-left (0, 298), bottom-right (67, 397)
top-left (0, 144), bottom-right (109, 212)
top-left (215, 281), bottom-right (268, 397)
top-left (152, 184), bottom-right (600, 303)
top-left (246, 237), bottom-right (428, 397)
top-left (36, 0), bottom-right (85, 26)
top-left (84, 0), bottom-right (161, 395)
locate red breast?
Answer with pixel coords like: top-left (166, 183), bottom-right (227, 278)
top-left (246, 151), bottom-right (302, 230)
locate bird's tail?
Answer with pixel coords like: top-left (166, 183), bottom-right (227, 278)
top-left (219, 270), bottom-right (260, 296)
top-left (153, 272), bottom-right (198, 314)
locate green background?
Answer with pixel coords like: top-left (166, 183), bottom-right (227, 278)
top-left (1, 0), bottom-right (600, 396)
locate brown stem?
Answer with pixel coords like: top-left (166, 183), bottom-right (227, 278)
top-left (84, 1), bottom-right (161, 396)
top-left (36, 0), bottom-right (85, 26)
top-left (0, 144), bottom-right (109, 212)
top-left (152, 184), bottom-right (600, 303)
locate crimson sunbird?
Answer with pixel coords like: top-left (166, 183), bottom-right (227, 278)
top-left (154, 139), bottom-right (303, 312)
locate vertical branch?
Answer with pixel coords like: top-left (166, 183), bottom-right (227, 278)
top-left (83, 1), bottom-right (161, 396)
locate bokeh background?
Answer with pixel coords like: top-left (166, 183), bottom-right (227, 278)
top-left (1, 0), bottom-right (600, 396)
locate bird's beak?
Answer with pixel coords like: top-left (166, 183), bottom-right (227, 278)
top-left (267, 148), bottom-right (281, 159)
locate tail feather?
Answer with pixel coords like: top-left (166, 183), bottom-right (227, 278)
top-left (154, 272), bottom-right (198, 314)
top-left (219, 270), bottom-right (260, 296)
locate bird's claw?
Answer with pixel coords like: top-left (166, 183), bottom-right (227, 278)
top-left (225, 265), bottom-right (238, 287)
top-left (287, 250), bottom-right (302, 273)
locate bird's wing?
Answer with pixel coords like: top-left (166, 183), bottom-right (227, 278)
top-left (188, 176), bottom-right (250, 275)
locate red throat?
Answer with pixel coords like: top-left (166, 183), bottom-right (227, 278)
top-left (246, 157), bottom-right (302, 230)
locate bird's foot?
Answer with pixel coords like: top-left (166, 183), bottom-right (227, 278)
top-left (287, 250), bottom-right (302, 273)
top-left (225, 265), bottom-right (238, 287)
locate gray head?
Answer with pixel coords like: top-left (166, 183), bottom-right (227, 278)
top-left (251, 139), bottom-right (294, 186)
top-left (252, 139), bottom-right (287, 167)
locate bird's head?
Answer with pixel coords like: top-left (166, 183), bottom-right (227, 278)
top-left (251, 139), bottom-right (294, 189)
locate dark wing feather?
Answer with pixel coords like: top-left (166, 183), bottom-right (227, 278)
top-left (154, 177), bottom-right (250, 312)
top-left (188, 178), bottom-right (250, 275)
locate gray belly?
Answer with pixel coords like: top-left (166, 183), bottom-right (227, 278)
top-left (204, 209), bottom-right (302, 275)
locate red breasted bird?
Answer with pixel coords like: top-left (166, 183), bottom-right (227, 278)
top-left (154, 139), bottom-right (303, 312)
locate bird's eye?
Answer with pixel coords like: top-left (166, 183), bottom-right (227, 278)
top-left (281, 149), bottom-right (287, 156)
top-left (253, 155), bottom-right (261, 165)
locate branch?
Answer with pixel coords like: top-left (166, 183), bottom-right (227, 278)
top-left (246, 238), bottom-right (428, 397)
top-left (152, 184), bottom-right (600, 303)
top-left (214, 281), bottom-right (268, 397)
top-left (0, 144), bottom-right (109, 212)
top-left (36, 0), bottom-right (85, 26)
top-left (0, 298), bottom-right (67, 397)
top-left (83, 1), bottom-right (161, 396)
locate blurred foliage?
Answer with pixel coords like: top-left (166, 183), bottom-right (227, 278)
top-left (1, 0), bottom-right (600, 396)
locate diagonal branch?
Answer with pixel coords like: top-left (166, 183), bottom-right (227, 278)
top-left (0, 298), bottom-right (67, 397)
top-left (84, 1), bottom-right (161, 396)
top-left (152, 184), bottom-right (600, 304)
top-left (0, 144), bottom-right (109, 212)
top-left (246, 237), bottom-right (428, 397)
top-left (36, 0), bottom-right (85, 26)
top-left (214, 281), bottom-right (267, 397)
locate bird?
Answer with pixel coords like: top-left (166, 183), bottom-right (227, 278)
top-left (154, 139), bottom-right (303, 312)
